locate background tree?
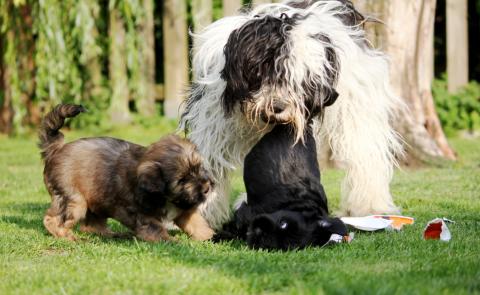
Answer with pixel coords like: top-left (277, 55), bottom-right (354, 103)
top-left (0, 1), bottom-right (14, 134)
top-left (446, 0), bottom-right (469, 93)
top-left (223, 0), bottom-right (242, 17)
top-left (353, 0), bottom-right (456, 163)
top-left (73, 0), bottom-right (109, 126)
top-left (108, 1), bottom-right (131, 124)
top-left (252, 0), bottom-right (272, 5)
top-left (0, 0), bottom-right (37, 133)
top-left (192, 0), bottom-right (213, 30)
top-left (163, 0), bottom-right (188, 118)
top-left (137, 0), bottom-right (157, 116)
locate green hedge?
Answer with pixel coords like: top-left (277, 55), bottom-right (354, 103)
top-left (433, 76), bottom-right (480, 136)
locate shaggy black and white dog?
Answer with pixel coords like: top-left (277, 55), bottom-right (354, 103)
top-left (181, 0), bottom-right (403, 228)
top-left (214, 124), bottom-right (347, 250)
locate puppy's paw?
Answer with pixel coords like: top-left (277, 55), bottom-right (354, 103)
top-left (135, 223), bottom-right (174, 242)
top-left (64, 231), bottom-right (79, 242)
top-left (191, 226), bottom-right (215, 241)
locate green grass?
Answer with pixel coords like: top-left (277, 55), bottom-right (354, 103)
top-left (1, 121), bottom-right (479, 294)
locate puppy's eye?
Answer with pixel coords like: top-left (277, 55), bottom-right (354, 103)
top-left (279, 221), bottom-right (288, 230)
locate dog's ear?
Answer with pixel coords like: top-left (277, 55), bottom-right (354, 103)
top-left (137, 163), bottom-right (166, 194)
top-left (323, 88), bottom-right (339, 107)
top-left (317, 217), bottom-right (348, 236)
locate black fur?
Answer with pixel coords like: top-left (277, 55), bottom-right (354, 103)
top-left (221, 14), bottom-right (297, 114)
top-left (214, 124), bottom-right (347, 250)
top-left (287, 0), bottom-right (365, 26)
top-left (220, 10), bottom-right (340, 121)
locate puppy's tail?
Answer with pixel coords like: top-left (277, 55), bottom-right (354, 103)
top-left (38, 104), bottom-right (86, 160)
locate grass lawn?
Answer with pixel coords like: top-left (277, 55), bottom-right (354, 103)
top-left (1, 120), bottom-right (479, 294)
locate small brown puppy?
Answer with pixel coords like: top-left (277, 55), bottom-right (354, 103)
top-left (39, 104), bottom-right (214, 242)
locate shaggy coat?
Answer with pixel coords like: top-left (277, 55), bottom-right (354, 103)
top-left (215, 124), bottom-right (347, 250)
top-left (40, 104), bottom-right (214, 241)
top-left (181, 0), bottom-right (403, 229)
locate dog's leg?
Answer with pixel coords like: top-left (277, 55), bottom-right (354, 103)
top-left (79, 211), bottom-right (116, 237)
top-left (134, 217), bottom-right (173, 242)
top-left (318, 55), bottom-right (403, 217)
top-left (112, 210), bottom-right (171, 242)
top-left (175, 208), bottom-right (214, 241)
top-left (44, 193), bottom-right (62, 238)
top-left (44, 194), bottom-right (87, 241)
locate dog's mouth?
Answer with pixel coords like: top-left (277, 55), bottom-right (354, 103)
top-left (242, 96), bottom-right (307, 143)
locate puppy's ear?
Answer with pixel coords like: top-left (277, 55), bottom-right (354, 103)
top-left (317, 217), bottom-right (348, 236)
top-left (137, 163), bottom-right (165, 194)
top-left (323, 88), bottom-right (339, 107)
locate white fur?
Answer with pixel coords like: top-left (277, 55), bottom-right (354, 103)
top-left (181, 0), bottom-right (403, 229)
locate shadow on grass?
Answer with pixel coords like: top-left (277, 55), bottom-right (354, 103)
top-left (1, 202), bottom-right (46, 230)
top-left (1, 214), bottom-right (44, 231)
top-left (153, 238), bottom-right (350, 280)
top-left (6, 202), bottom-right (48, 214)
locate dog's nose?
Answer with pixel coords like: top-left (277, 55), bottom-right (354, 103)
top-left (273, 101), bottom-right (287, 114)
top-left (262, 101), bottom-right (292, 124)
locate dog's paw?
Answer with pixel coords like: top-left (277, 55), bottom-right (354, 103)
top-left (191, 227), bottom-right (215, 241)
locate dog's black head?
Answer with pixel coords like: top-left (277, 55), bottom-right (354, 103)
top-left (221, 12), bottom-right (339, 139)
top-left (246, 210), bottom-right (347, 250)
top-left (221, 14), bottom-right (296, 114)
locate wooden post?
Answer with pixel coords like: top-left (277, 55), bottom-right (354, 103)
top-left (446, 0), bottom-right (468, 93)
top-left (163, 0), bottom-right (189, 118)
top-left (223, 0), bottom-right (242, 17)
top-left (192, 0), bottom-right (212, 31)
top-left (252, 0), bottom-right (272, 5)
top-left (108, 5), bottom-right (131, 124)
top-left (82, 1), bottom-right (104, 117)
top-left (0, 29), bottom-right (14, 134)
top-left (137, 0), bottom-right (156, 116)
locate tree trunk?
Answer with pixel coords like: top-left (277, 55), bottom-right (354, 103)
top-left (354, 0), bottom-right (456, 164)
top-left (0, 2), bottom-right (37, 133)
top-left (79, 0), bottom-right (105, 112)
top-left (223, 0), bottom-right (242, 17)
top-left (108, 4), bottom-right (131, 124)
top-left (0, 30), bottom-right (14, 134)
top-left (446, 0), bottom-right (468, 93)
top-left (18, 3), bottom-right (39, 126)
top-left (163, 0), bottom-right (188, 118)
top-left (137, 0), bottom-right (156, 117)
top-left (192, 0), bottom-right (212, 30)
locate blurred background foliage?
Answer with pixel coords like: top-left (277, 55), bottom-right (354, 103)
top-left (0, 0), bottom-right (479, 135)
